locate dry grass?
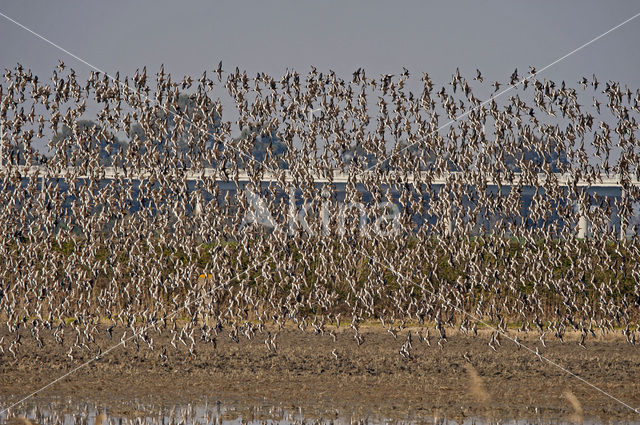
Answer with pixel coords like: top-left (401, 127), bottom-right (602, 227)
top-left (564, 390), bottom-right (584, 425)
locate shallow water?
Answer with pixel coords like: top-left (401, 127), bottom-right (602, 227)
top-left (1, 399), bottom-right (638, 425)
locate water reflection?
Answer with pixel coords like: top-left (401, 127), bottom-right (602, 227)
top-left (0, 399), bottom-right (637, 425)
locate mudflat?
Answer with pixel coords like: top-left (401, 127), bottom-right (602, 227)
top-left (1, 326), bottom-right (638, 422)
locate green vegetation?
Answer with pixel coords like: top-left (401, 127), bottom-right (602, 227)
top-left (2, 231), bottom-right (638, 333)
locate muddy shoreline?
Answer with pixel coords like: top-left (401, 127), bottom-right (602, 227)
top-left (1, 326), bottom-right (639, 422)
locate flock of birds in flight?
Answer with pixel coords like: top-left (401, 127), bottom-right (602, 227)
top-left (0, 60), bottom-right (638, 363)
